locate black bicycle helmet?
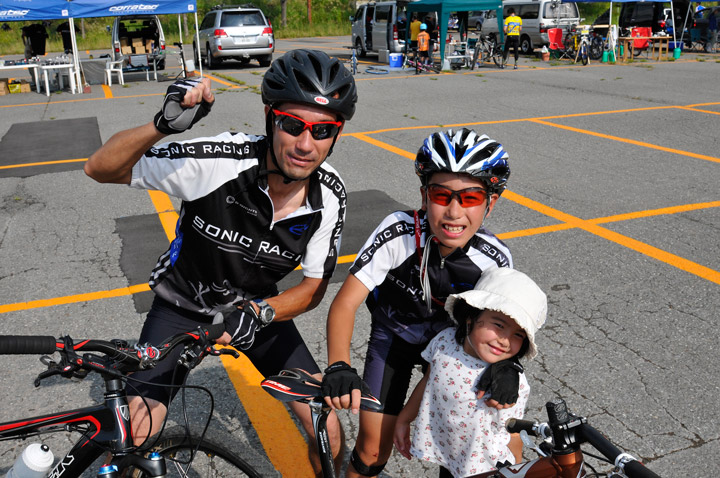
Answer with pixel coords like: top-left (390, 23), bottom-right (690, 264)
top-left (415, 128), bottom-right (510, 195)
top-left (262, 49), bottom-right (357, 120)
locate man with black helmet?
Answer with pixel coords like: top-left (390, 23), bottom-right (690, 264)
top-left (85, 49), bottom-right (356, 474)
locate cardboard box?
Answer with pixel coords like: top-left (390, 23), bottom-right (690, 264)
top-left (134, 45), bottom-right (146, 54)
top-left (132, 38), bottom-right (143, 47)
top-left (18, 79), bottom-right (31, 93)
top-left (0, 79), bottom-right (8, 96)
top-left (121, 46), bottom-right (132, 55)
top-left (145, 39), bottom-right (154, 51)
top-left (120, 37), bottom-right (129, 47)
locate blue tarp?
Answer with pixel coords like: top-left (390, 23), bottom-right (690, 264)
top-left (70, 0), bottom-right (196, 19)
top-left (0, 0), bottom-right (195, 22)
top-left (0, 0), bottom-right (70, 22)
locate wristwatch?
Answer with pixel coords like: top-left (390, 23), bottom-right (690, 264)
top-left (254, 300), bottom-right (275, 327)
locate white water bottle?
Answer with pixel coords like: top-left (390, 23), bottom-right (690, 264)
top-left (5, 444), bottom-right (54, 478)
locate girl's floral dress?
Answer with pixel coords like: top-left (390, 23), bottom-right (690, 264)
top-left (410, 327), bottom-right (529, 477)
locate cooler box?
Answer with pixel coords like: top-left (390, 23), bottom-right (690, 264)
top-left (668, 41), bottom-right (683, 51)
top-left (389, 53), bottom-right (403, 67)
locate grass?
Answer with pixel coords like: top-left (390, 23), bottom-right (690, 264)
top-left (0, 17), bottom-right (350, 56)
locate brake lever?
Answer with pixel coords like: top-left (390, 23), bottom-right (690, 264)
top-left (34, 355), bottom-right (81, 387)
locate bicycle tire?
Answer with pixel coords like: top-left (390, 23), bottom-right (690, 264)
top-left (581, 44), bottom-right (589, 65)
top-left (132, 428), bottom-right (262, 478)
top-left (589, 37), bottom-right (603, 60)
top-left (365, 66), bottom-right (389, 74)
top-left (492, 47), bottom-right (503, 67)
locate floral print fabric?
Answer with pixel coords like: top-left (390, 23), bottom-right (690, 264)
top-left (410, 327), bottom-right (529, 477)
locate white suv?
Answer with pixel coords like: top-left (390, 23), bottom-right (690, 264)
top-left (195, 5), bottom-right (274, 69)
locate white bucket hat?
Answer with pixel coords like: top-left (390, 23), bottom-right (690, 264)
top-left (444, 267), bottom-right (547, 360)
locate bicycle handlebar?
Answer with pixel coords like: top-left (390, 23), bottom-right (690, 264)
top-left (505, 406), bottom-right (661, 478)
top-left (0, 322), bottom-right (227, 380)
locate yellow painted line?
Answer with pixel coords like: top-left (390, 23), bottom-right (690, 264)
top-left (530, 118), bottom-right (720, 164)
top-left (219, 350), bottom-right (314, 477)
top-left (0, 283), bottom-right (150, 314)
top-left (678, 105), bottom-right (720, 116)
top-left (147, 191), bottom-right (312, 476)
top-left (347, 134), bottom-right (720, 285)
top-left (101, 84), bottom-right (113, 98)
top-left (503, 190), bottom-right (720, 285)
top-left (0, 158), bottom-right (86, 170)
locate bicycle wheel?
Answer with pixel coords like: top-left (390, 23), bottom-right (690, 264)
top-left (132, 429), bottom-right (262, 478)
top-left (581, 44), bottom-right (589, 65)
top-left (492, 46), bottom-right (504, 67)
top-left (589, 37), bottom-right (603, 60)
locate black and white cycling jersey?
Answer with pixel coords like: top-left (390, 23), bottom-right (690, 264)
top-left (131, 131), bottom-right (346, 315)
top-left (350, 209), bottom-right (512, 344)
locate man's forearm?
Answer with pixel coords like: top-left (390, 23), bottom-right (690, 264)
top-left (85, 122), bottom-right (166, 184)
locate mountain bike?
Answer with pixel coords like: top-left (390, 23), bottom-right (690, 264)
top-left (261, 368), bottom-right (383, 478)
top-left (471, 33), bottom-right (504, 69)
top-left (474, 397), bottom-right (662, 477)
top-left (575, 27), bottom-right (591, 65)
top-left (0, 326), bottom-right (262, 477)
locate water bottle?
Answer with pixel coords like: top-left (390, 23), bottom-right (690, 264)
top-left (5, 444), bottom-right (54, 478)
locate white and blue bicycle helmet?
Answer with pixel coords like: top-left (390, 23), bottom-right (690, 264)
top-left (415, 128), bottom-right (510, 195)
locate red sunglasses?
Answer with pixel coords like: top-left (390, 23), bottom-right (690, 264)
top-left (425, 184), bottom-right (488, 208)
top-left (272, 109), bottom-right (342, 140)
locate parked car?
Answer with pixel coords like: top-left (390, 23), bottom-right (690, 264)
top-left (111, 15), bottom-right (166, 70)
top-left (195, 5), bottom-right (274, 69)
top-left (350, 1), bottom-right (407, 57)
top-left (617, 1), bottom-right (690, 34)
top-left (469, 11), bottom-right (486, 31)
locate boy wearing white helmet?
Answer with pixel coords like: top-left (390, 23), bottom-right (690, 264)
top-left (323, 129), bottom-right (515, 477)
top-left (394, 267), bottom-right (547, 477)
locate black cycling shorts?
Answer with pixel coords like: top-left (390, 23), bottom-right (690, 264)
top-left (129, 296), bottom-right (320, 406)
top-left (362, 321), bottom-right (428, 416)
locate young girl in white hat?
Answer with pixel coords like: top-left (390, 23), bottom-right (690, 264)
top-left (393, 267), bottom-right (547, 477)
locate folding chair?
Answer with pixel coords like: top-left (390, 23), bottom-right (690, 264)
top-left (548, 28), bottom-right (571, 59)
top-left (689, 28), bottom-right (703, 51)
top-left (631, 27), bottom-right (652, 58)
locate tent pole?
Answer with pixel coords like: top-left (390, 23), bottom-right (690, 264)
top-left (195, 11), bottom-right (203, 77)
top-left (670, 0), bottom-right (677, 45)
top-left (680, 1), bottom-right (691, 46)
top-left (69, 17), bottom-right (82, 94)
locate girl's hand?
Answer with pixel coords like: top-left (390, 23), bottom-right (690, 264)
top-left (393, 419), bottom-right (413, 460)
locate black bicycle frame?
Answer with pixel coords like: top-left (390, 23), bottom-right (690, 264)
top-left (0, 378), bottom-right (154, 478)
top-left (309, 401), bottom-right (335, 477)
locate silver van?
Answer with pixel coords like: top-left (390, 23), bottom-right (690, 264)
top-left (350, 1), bottom-right (407, 56)
top-left (481, 0), bottom-right (580, 54)
top-left (111, 15), bottom-right (166, 70)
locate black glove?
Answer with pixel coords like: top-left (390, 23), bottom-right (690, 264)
top-left (475, 357), bottom-right (524, 406)
top-left (154, 78), bottom-right (214, 135)
top-left (223, 303), bottom-right (260, 350)
top-left (321, 361), bottom-right (364, 398)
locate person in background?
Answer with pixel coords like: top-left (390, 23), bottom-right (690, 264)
top-left (502, 7), bottom-right (522, 69)
top-left (410, 15), bottom-right (422, 51)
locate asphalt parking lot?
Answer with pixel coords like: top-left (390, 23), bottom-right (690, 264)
top-left (0, 36), bottom-right (719, 477)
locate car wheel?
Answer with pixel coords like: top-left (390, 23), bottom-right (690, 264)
top-left (258, 54), bottom-right (272, 67)
top-left (520, 35), bottom-right (533, 55)
top-left (206, 44), bottom-right (217, 69)
top-left (156, 60), bottom-right (165, 71)
top-left (355, 38), bottom-right (367, 57)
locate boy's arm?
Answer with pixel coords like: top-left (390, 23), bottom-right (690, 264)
top-left (394, 369), bottom-right (430, 459)
top-left (323, 274), bottom-right (371, 412)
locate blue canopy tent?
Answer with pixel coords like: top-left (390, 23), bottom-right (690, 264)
top-left (406, 0), bottom-right (503, 66)
top-left (0, 0), bottom-right (199, 91)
